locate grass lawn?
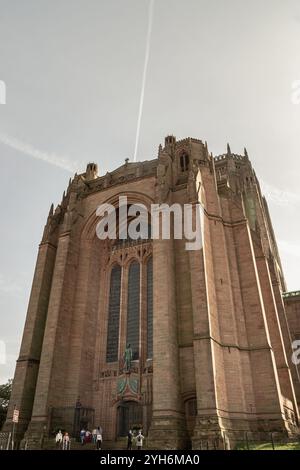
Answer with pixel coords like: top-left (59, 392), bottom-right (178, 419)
top-left (236, 441), bottom-right (300, 451)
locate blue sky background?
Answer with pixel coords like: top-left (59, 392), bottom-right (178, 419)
top-left (0, 0), bottom-right (300, 383)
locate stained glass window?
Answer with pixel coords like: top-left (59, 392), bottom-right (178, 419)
top-left (126, 261), bottom-right (140, 360)
top-left (147, 257), bottom-right (153, 359)
top-left (106, 264), bottom-right (121, 362)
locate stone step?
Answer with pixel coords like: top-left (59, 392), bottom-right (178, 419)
top-left (42, 437), bottom-right (131, 450)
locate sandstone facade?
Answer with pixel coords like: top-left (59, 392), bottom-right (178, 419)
top-left (2, 136), bottom-right (300, 449)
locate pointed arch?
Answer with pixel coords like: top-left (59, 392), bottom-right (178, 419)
top-left (81, 191), bottom-right (154, 241)
top-left (180, 152), bottom-right (190, 172)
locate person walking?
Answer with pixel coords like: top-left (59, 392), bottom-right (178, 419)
top-left (135, 430), bottom-right (145, 450)
top-left (55, 430), bottom-right (63, 449)
top-left (62, 432), bottom-right (71, 450)
top-left (127, 429), bottom-right (133, 450)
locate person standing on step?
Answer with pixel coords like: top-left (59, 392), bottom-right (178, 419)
top-left (135, 430), bottom-right (145, 450)
top-left (96, 425), bottom-right (103, 442)
top-left (127, 429), bottom-right (133, 450)
top-left (92, 427), bottom-right (97, 444)
top-left (55, 430), bottom-right (63, 449)
top-left (80, 428), bottom-right (86, 445)
top-left (96, 429), bottom-right (103, 450)
top-left (62, 432), bottom-right (71, 450)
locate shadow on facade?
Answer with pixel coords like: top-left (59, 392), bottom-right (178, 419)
top-left (49, 406), bottom-right (95, 440)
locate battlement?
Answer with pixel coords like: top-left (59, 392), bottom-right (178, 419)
top-left (177, 137), bottom-right (204, 145)
top-left (215, 144), bottom-right (249, 165)
top-left (164, 135), bottom-right (204, 147)
top-left (214, 153), bottom-right (246, 163)
top-left (77, 158), bottom-right (158, 199)
top-left (282, 291), bottom-right (300, 299)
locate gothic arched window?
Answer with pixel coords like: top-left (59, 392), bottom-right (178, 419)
top-left (126, 261), bottom-right (140, 360)
top-left (106, 264), bottom-right (122, 362)
top-left (147, 257), bottom-right (153, 359)
top-left (180, 153), bottom-right (190, 172)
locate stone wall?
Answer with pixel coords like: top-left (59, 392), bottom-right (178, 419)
top-left (3, 136), bottom-right (299, 450)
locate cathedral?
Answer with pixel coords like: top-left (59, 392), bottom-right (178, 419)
top-left (3, 135), bottom-right (300, 449)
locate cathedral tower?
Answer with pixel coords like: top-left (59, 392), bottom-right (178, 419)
top-left (2, 136), bottom-right (299, 449)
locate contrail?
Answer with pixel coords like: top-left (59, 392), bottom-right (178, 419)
top-left (133, 0), bottom-right (155, 162)
top-left (0, 132), bottom-right (80, 173)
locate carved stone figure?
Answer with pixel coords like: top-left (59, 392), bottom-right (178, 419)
top-left (123, 344), bottom-right (133, 373)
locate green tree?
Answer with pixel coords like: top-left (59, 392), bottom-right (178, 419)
top-left (0, 379), bottom-right (12, 429)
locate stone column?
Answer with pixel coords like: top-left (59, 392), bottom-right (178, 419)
top-left (2, 241), bottom-right (56, 445)
top-left (188, 211), bottom-right (223, 449)
top-left (255, 252), bottom-right (299, 425)
top-left (269, 258), bottom-right (300, 417)
top-left (148, 236), bottom-right (188, 449)
top-left (24, 232), bottom-right (71, 447)
top-left (233, 222), bottom-right (287, 431)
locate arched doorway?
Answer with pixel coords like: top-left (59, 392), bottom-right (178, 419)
top-left (117, 401), bottom-right (143, 437)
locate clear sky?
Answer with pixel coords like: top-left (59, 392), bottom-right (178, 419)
top-left (0, 0), bottom-right (300, 383)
